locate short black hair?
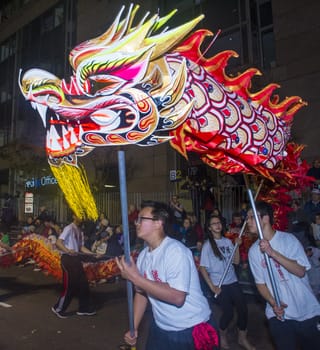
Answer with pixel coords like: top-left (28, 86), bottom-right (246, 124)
top-left (254, 201), bottom-right (274, 225)
top-left (141, 200), bottom-right (171, 230)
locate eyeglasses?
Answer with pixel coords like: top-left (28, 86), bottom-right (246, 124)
top-left (210, 221), bottom-right (221, 226)
top-left (135, 216), bottom-right (157, 225)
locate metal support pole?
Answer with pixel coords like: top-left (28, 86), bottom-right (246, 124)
top-left (215, 178), bottom-right (263, 296)
top-left (118, 150), bottom-right (136, 348)
top-left (247, 189), bottom-right (283, 319)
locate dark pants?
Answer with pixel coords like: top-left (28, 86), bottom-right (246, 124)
top-left (268, 315), bottom-right (320, 350)
top-left (54, 254), bottom-right (96, 313)
top-left (216, 282), bottom-right (248, 331)
top-left (145, 315), bottom-right (219, 350)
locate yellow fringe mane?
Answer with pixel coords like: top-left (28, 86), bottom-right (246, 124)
top-left (50, 163), bottom-right (98, 220)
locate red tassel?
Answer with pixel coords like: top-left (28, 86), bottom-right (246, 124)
top-left (192, 322), bottom-right (219, 350)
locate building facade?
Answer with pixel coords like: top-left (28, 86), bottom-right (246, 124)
top-left (0, 0), bottom-right (319, 223)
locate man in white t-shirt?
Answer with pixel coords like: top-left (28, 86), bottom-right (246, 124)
top-left (247, 201), bottom-right (320, 350)
top-left (51, 215), bottom-right (97, 318)
top-left (305, 246), bottom-right (320, 299)
top-left (116, 200), bottom-right (219, 350)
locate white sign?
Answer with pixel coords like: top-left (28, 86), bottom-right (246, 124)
top-left (25, 192), bottom-right (34, 203)
top-left (24, 203), bottom-right (33, 213)
top-left (24, 192), bottom-right (34, 213)
top-left (169, 169), bottom-right (182, 182)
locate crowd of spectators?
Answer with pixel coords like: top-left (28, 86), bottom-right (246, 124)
top-left (1, 157), bottom-right (320, 298)
top-left (0, 162), bottom-right (319, 348)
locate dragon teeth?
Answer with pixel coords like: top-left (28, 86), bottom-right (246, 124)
top-left (46, 123), bottom-right (80, 152)
top-left (61, 125), bottom-right (71, 149)
top-left (36, 103), bottom-right (48, 128)
top-left (49, 124), bottom-right (62, 151)
top-left (69, 126), bottom-right (78, 144)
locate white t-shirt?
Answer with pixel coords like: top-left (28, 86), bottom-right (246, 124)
top-left (306, 246), bottom-right (320, 295)
top-left (59, 223), bottom-right (84, 252)
top-left (200, 237), bottom-right (238, 285)
top-left (91, 240), bottom-right (107, 255)
top-left (249, 230), bottom-right (320, 320)
top-left (311, 223), bottom-right (320, 241)
top-left (137, 236), bottom-right (211, 331)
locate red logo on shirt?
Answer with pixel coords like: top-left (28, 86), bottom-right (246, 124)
top-left (151, 270), bottom-right (162, 282)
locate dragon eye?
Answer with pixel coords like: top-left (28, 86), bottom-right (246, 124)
top-left (86, 75), bottom-right (125, 96)
top-left (88, 79), bottom-right (108, 94)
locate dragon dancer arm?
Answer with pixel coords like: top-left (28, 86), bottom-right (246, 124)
top-left (80, 245), bottom-right (96, 255)
top-left (55, 238), bottom-right (74, 254)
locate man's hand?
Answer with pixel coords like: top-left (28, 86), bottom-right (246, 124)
top-left (115, 256), bottom-right (141, 283)
top-left (259, 239), bottom-right (274, 257)
top-left (234, 237), bottom-right (242, 245)
top-left (271, 301), bottom-right (287, 320)
top-left (211, 285), bottom-right (221, 297)
top-left (124, 329), bottom-right (138, 346)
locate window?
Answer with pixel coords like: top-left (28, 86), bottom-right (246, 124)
top-left (0, 37), bottom-right (15, 63)
top-left (257, 0), bottom-right (275, 68)
top-left (41, 3), bottom-right (64, 34)
top-left (159, 0), bottom-right (275, 70)
top-left (203, 0), bottom-right (275, 70)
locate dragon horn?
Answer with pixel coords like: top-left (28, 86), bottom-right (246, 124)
top-left (145, 14), bottom-right (205, 60)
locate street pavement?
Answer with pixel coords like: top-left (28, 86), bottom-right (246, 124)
top-left (0, 264), bottom-right (275, 350)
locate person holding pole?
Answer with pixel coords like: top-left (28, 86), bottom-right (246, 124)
top-left (247, 201), bottom-right (320, 350)
top-left (116, 200), bottom-right (219, 350)
top-left (199, 215), bottom-right (255, 350)
top-left (51, 214), bottom-right (97, 318)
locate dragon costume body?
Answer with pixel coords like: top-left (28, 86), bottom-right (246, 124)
top-left (0, 234), bottom-right (126, 282)
top-left (1, 4), bottom-right (311, 278)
